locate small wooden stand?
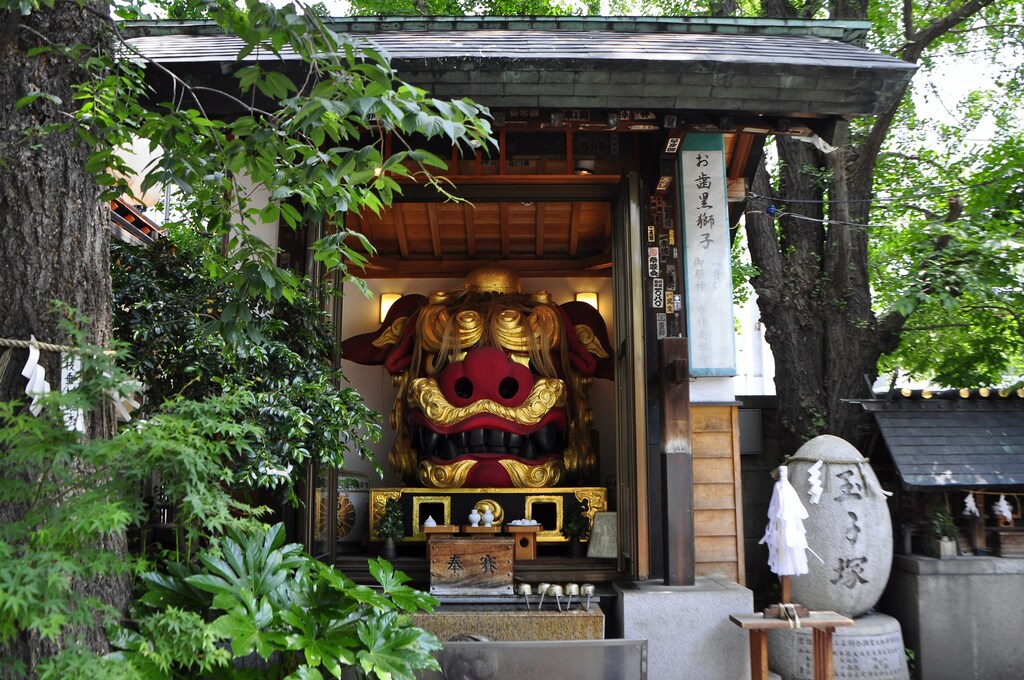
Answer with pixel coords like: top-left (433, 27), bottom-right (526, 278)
top-left (422, 525), bottom-right (459, 563)
top-left (730, 610), bottom-right (853, 680)
top-left (422, 525), bottom-right (460, 535)
top-left (506, 524), bottom-right (541, 561)
top-left (462, 524), bottom-right (502, 534)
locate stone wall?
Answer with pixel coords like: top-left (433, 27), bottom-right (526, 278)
top-left (879, 555), bottom-right (1024, 679)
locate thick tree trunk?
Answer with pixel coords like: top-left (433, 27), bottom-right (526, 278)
top-left (746, 134), bottom-right (885, 455)
top-left (0, 2), bottom-right (129, 673)
top-left (743, 0), bottom-right (998, 457)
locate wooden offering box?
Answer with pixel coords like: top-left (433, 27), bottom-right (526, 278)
top-left (428, 536), bottom-right (514, 596)
top-left (507, 524), bottom-right (541, 561)
top-left (423, 525), bottom-right (460, 563)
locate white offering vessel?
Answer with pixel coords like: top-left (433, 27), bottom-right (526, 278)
top-left (581, 583), bottom-right (596, 611)
top-left (548, 584), bottom-right (564, 612)
top-left (516, 583), bottom-right (532, 608)
top-left (565, 582), bottom-right (580, 609)
top-left (537, 582), bottom-right (551, 610)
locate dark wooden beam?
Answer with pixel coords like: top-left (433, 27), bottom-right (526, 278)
top-left (427, 204), bottom-right (442, 258)
top-left (463, 204), bottom-right (477, 257)
top-left (394, 177), bottom-right (620, 203)
top-left (499, 203), bottom-right (510, 257)
top-left (535, 203), bottom-right (546, 257)
top-left (568, 202), bottom-right (581, 256)
top-left (659, 337), bottom-right (695, 586)
top-left (357, 255), bottom-right (613, 278)
top-left (393, 205), bottom-right (410, 259)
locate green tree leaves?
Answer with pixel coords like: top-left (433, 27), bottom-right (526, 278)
top-left (112, 234), bottom-right (383, 496)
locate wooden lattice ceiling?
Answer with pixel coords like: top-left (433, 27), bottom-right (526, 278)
top-left (346, 128), bottom-right (757, 279)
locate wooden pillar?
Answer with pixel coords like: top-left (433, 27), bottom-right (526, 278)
top-left (659, 337), bottom-right (694, 585)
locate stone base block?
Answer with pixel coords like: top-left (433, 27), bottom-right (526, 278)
top-left (413, 607), bottom-right (604, 641)
top-left (768, 612), bottom-right (908, 680)
top-left (617, 576), bottom-right (752, 680)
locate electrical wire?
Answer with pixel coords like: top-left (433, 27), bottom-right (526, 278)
top-left (743, 208), bottom-right (885, 231)
top-left (746, 171), bottom-right (1016, 207)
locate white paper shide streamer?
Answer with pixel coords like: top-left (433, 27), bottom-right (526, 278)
top-left (962, 492), bottom-right (980, 518)
top-left (993, 494), bottom-right (1014, 524)
top-left (806, 459), bottom-right (824, 505)
top-left (20, 337), bottom-right (51, 416)
top-left (760, 465), bottom-right (821, 576)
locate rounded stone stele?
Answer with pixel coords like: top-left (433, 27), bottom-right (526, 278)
top-left (768, 612), bottom-right (909, 680)
top-left (786, 435), bottom-right (893, 618)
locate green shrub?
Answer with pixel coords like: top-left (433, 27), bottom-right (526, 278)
top-left (113, 523), bottom-right (441, 679)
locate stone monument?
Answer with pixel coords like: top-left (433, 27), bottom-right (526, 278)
top-left (768, 435), bottom-right (909, 680)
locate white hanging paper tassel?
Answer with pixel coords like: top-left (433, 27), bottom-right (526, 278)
top-left (20, 337), bottom-right (51, 416)
top-left (759, 465), bottom-right (823, 576)
top-left (103, 372), bottom-right (143, 423)
top-left (993, 495), bottom-right (1014, 524)
top-left (962, 493), bottom-right (980, 517)
top-left (806, 460), bottom-right (824, 504)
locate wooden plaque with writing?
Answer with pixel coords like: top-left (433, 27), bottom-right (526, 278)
top-left (428, 536), bottom-right (514, 596)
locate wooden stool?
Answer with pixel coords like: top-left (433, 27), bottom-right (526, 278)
top-left (730, 610), bottom-right (853, 680)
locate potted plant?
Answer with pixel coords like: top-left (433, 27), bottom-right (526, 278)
top-left (378, 497), bottom-right (405, 560)
top-left (930, 505), bottom-right (958, 558)
top-left (561, 496), bottom-right (590, 558)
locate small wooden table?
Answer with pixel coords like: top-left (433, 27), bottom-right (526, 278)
top-left (729, 610), bottom-right (854, 680)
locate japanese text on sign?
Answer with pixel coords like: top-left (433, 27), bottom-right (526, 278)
top-left (681, 137), bottom-right (736, 376)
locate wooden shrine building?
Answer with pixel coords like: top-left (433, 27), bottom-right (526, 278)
top-left (127, 16), bottom-right (915, 678)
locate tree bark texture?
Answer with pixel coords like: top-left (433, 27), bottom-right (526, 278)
top-left (745, 134), bottom-right (884, 456)
top-left (742, 0), bottom-right (999, 455)
top-left (0, 2), bottom-right (128, 673)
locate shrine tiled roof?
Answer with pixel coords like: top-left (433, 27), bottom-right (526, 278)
top-left (861, 390), bottom-right (1024, 489)
top-left (124, 16), bottom-right (917, 118)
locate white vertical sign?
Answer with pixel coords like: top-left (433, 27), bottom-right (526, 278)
top-left (680, 134), bottom-right (736, 376)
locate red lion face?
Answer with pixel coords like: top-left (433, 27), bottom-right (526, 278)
top-left (342, 267), bottom-right (611, 489)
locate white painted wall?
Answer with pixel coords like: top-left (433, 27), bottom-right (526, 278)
top-left (731, 291), bottom-right (776, 396)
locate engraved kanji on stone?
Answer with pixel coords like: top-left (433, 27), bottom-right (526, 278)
top-left (831, 556), bottom-right (869, 589)
top-left (447, 555), bottom-right (464, 573)
top-left (845, 511), bottom-right (861, 544)
top-left (480, 554), bottom-right (498, 574)
top-left (834, 469), bottom-right (864, 501)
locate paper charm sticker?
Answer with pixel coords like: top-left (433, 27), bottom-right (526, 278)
top-left (962, 492), bottom-right (980, 517)
top-left (20, 337), bottom-right (51, 416)
top-left (806, 459), bottom-right (824, 504)
top-left (61, 353), bottom-right (85, 433)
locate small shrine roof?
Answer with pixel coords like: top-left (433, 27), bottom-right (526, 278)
top-left (860, 391), bottom-right (1024, 489)
top-left (124, 16), bottom-right (916, 118)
